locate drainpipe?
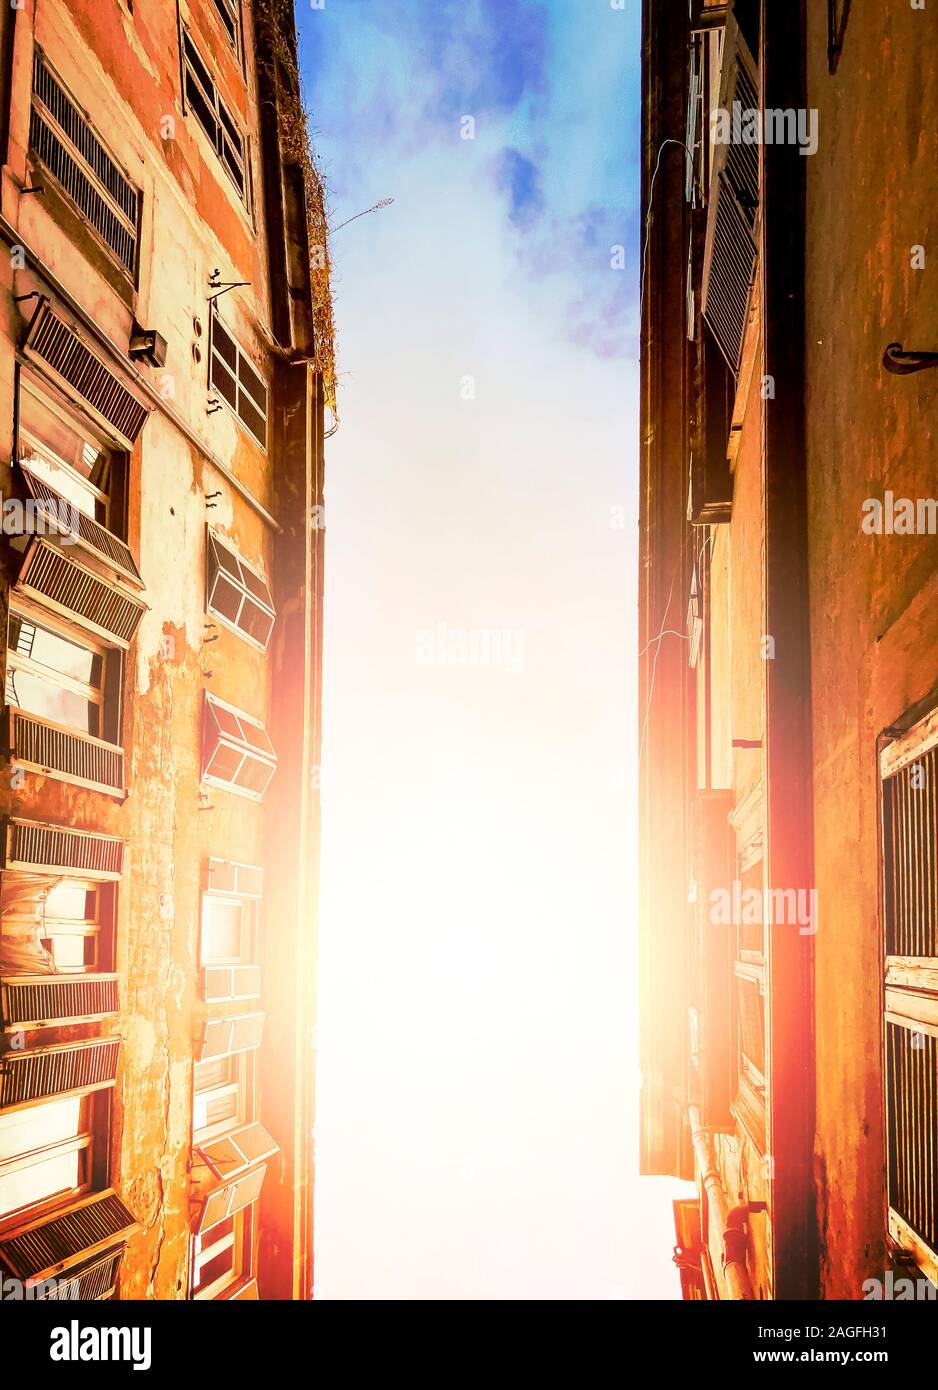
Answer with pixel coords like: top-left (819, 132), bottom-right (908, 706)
top-left (688, 1104), bottom-right (755, 1300)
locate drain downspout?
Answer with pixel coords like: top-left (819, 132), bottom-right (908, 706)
top-left (688, 1104), bottom-right (756, 1300)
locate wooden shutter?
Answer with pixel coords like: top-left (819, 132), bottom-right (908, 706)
top-left (22, 300), bottom-right (149, 447)
top-left (202, 963), bottom-right (261, 1004)
top-left (701, 16), bottom-right (760, 374)
top-left (194, 1164), bottom-right (267, 1235)
top-left (30, 52), bottom-right (140, 278)
top-left (2, 973), bottom-right (119, 1029)
top-left (196, 1121), bottom-right (278, 1182)
top-left (0, 1036), bottom-right (120, 1110)
top-left (17, 539), bottom-right (145, 646)
top-left (17, 463), bottom-right (142, 587)
top-left (198, 1010), bottom-right (265, 1061)
top-left (880, 712), bottom-right (938, 1285)
top-left (4, 818), bottom-right (124, 879)
top-left (0, 1188), bottom-right (138, 1285)
top-left (6, 706), bottom-right (125, 798)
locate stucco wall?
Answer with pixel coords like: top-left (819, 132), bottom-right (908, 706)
top-left (804, 0), bottom-right (938, 1299)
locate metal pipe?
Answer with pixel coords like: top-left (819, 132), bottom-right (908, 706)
top-left (688, 1104), bottom-right (755, 1300)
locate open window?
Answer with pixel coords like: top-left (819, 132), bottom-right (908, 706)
top-left (0, 869), bottom-right (119, 1028)
top-left (880, 711), bottom-right (938, 1286)
top-left (191, 1202), bottom-right (255, 1300)
top-left (201, 694), bottom-right (276, 801)
top-left (206, 531), bottom-right (275, 651)
top-left (4, 599), bottom-right (125, 797)
top-left (209, 313), bottom-right (268, 449)
top-left (181, 28), bottom-right (248, 204)
top-left (210, 0), bottom-right (242, 58)
top-left (0, 1036), bottom-right (135, 1296)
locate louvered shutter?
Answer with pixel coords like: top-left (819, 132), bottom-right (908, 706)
top-left (701, 17), bottom-right (760, 374)
top-left (0, 1036), bottom-right (120, 1110)
top-left (22, 300), bottom-right (150, 447)
top-left (880, 713), bottom-right (938, 1286)
top-left (0, 1189), bottom-right (138, 1286)
top-left (3, 818), bottom-right (124, 879)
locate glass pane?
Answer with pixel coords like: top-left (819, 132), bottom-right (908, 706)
top-left (44, 883), bottom-right (97, 922)
top-left (7, 667), bottom-right (99, 736)
top-left (194, 1244), bottom-right (235, 1294)
top-left (202, 897), bottom-right (243, 963)
top-left (235, 756), bottom-right (274, 795)
top-left (193, 1086), bottom-right (238, 1137)
top-left (19, 384), bottom-right (109, 486)
top-left (210, 573), bottom-right (243, 625)
top-left (42, 931), bottom-right (96, 971)
top-left (206, 744), bottom-right (244, 784)
top-left (0, 1150), bottom-right (80, 1220)
top-left (194, 1056), bottom-right (233, 1092)
top-left (238, 602), bottom-right (274, 647)
top-left (0, 1097), bottom-right (82, 1162)
top-left (9, 617), bottom-right (102, 688)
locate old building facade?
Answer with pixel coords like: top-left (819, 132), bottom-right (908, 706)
top-left (641, 1), bottom-right (938, 1299)
top-left (0, 0), bottom-right (326, 1299)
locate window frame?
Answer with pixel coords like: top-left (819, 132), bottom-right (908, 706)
top-left (206, 529), bottom-right (275, 652)
top-left (29, 49), bottom-right (141, 284)
top-left (191, 1201), bottom-right (254, 1300)
top-left (201, 693), bottom-right (277, 802)
top-left (0, 1089), bottom-right (109, 1234)
top-left (6, 596), bottom-right (121, 748)
top-left (180, 24), bottom-right (249, 207)
top-left (192, 1052), bottom-right (252, 1147)
top-left (208, 311), bottom-right (269, 451)
top-left (209, 0), bottom-right (243, 60)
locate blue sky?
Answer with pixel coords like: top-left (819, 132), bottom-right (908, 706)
top-left (297, 0), bottom-right (684, 1300)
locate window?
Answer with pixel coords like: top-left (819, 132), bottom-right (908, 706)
top-left (202, 695), bottom-right (277, 801)
top-left (191, 1203), bottom-right (252, 1300)
top-left (18, 375), bottom-right (121, 531)
top-left (29, 52), bottom-right (140, 279)
top-left (0, 1095), bottom-right (96, 1226)
top-left (880, 711), bottom-right (938, 1286)
top-left (211, 0), bottom-right (241, 56)
top-left (193, 1055), bottom-right (247, 1144)
top-left (729, 784), bottom-right (766, 1151)
top-left (181, 29), bottom-right (247, 202)
top-left (4, 600), bottom-right (125, 796)
top-left (6, 606), bottom-right (115, 743)
top-left (206, 531), bottom-right (275, 650)
top-left (209, 315), bottom-right (268, 449)
top-left (0, 872), bottom-right (113, 976)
